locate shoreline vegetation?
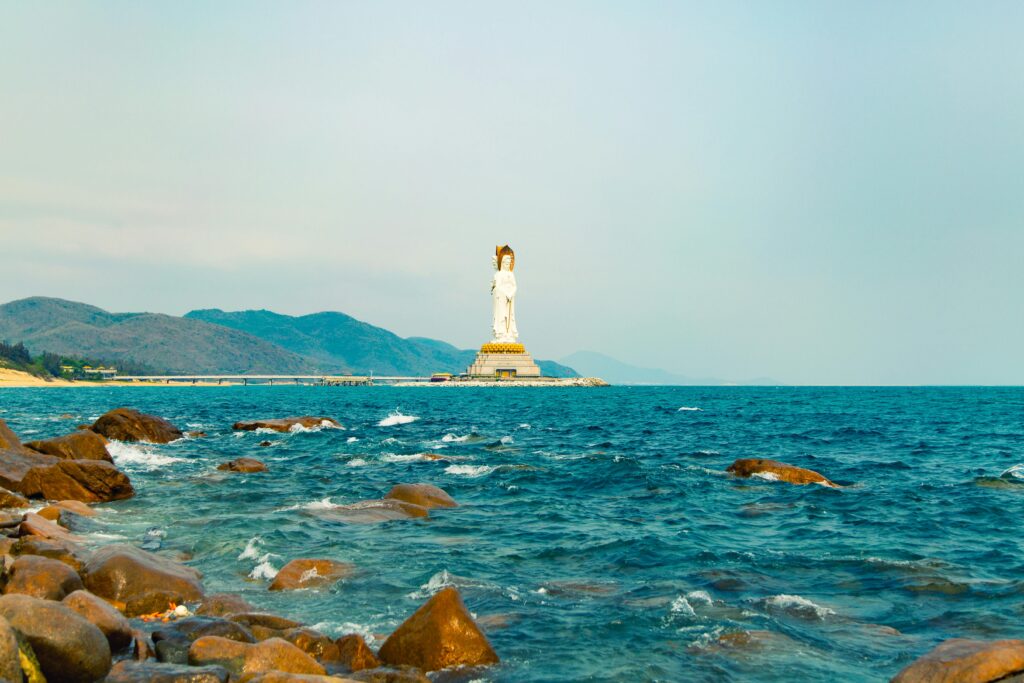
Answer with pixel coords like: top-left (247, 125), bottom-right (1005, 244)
top-left (0, 408), bottom-right (501, 681)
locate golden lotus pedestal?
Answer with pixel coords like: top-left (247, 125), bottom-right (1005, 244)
top-left (466, 342), bottom-right (542, 379)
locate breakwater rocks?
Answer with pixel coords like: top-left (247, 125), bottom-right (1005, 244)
top-left (0, 411), bottom-right (501, 681)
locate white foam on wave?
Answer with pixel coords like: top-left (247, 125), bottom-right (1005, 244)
top-left (289, 420), bottom-right (344, 433)
top-left (445, 464), bottom-right (495, 477)
top-left (441, 433), bottom-right (469, 443)
top-left (378, 411), bottom-right (419, 427)
top-left (678, 406), bottom-right (702, 412)
top-left (238, 536), bottom-right (263, 560)
top-left (347, 458), bottom-right (369, 467)
top-left (763, 594), bottom-right (835, 619)
top-left (752, 471), bottom-right (780, 481)
top-left (254, 427), bottom-right (278, 435)
top-left (408, 569), bottom-right (457, 599)
top-left (518, 423), bottom-right (532, 430)
top-left (249, 555), bottom-right (279, 580)
top-left (382, 453), bottom-right (436, 463)
top-left (1000, 464), bottom-right (1024, 479)
top-left (686, 590), bottom-right (714, 605)
top-left (278, 497), bottom-right (341, 511)
top-left (107, 441), bottom-right (185, 470)
top-left (670, 595), bottom-right (697, 617)
top-left (346, 436), bottom-right (359, 443)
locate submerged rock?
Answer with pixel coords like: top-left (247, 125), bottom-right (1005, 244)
top-left (726, 458), bottom-right (837, 487)
top-left (0, 593), bottom-right (112, 683)
top-left (335, 634), bottom-right (381, 671)
top-left (25, 430), bottom-right (113, 462)
top-left (383, 484), bottom-right (458, 509)
top-left (378, 586), bottom-right (498, 671)
top-left (232, 417), bottom-right (342, 433)
top-left (319, 499), bottom-right (430, 524)
top-left (81, 544), bottom-right (204, 616)
top-left (188, 635), bottom-right (326, 677)
top-left (20, 459), bottom-right (135, 503)
top-left (62, 589), bottom-right (134, 652)
top-left (217, 457), bottom-right (268, 473)
top-left (106, 660), bottom-right (230, 683)
top-left (91, 408), bottom-right (183, 444)
top-left (269, 558), bottom-right (354, 591)
top-left (891, 638), bottom-right (1024, 683)
top-left (2, 554), bottom-right (84, 600)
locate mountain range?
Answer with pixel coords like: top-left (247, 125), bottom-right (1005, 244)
top-left (0, 297), bottom-right (575, 377)
top-left (559, 350), bottom-right (778, 386)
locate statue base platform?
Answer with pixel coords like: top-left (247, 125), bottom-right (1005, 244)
top-left (466, 343), bottom-right (541, 379)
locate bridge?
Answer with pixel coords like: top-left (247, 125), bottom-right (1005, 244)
top-left (112, 375), bottom-right (431, 386)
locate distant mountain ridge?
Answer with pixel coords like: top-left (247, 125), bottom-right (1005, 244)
top-left (0, 297), bottom-right (577, 377)
top-left (560, 350), bottom-right (778, 386)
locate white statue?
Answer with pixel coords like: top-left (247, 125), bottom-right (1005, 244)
top-left (491, 245), bottom-right (518, 343)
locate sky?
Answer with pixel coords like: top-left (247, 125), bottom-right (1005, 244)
top-left (1, 2), bottom-right (1022, 385)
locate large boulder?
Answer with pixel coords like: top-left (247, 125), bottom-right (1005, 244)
top-left (217, 457), bottom-right (268, 473)
top-left (3, 554), bottom-right (84, 600)
top-left (268, 558), bottom-right (354, 591)
top-left (283, 627), bottom-right (341, 663)
top-left (20, 458), bottom-right (134, 502)
top-left (25, 430), bottom-right (113, 462)
top-left (152, 616), bottom-right (255, 664)
top-left (188, 635), bottom-right (326, 677)
top-left (0, 487), bottom-right (28, 509)
top-left (81, 544), bottom-right (204, 616)
top-left (63, 590), bottom-right (134, 652)
top-left (335, 634), bottom-right (381, 671)
top-left (891, 638), bottom-right (1024, 682)
top-left (91, 408), bottom-right (183, 443)
top-left (20, 511), bottom-right (79, 541)
top-left (229, 612), bottom-right (303, 641)
top-left (0, 593), bottom-right (111, 683)
top-left (726, 458), bottom-right (837, 487)
top-left (232, 417), bottom-right (342, 433)
top-left (378, 586), bottom-right (498, 671)
top-left (0, 420), bottom-right (24, 452)
top-left (0, 616), bottom-right (21, 683)
top-left (384, 484), bottom-right (457, 509)
top-left (106, 660), bottom-right (230, 683)
top-left (0, 447), bottom-right (59, 493)
top-left (13, 536), bottom-right (91, 571)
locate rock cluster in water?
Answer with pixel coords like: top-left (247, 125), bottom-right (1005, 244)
top-left (0, 411), bottom-right (500, 681)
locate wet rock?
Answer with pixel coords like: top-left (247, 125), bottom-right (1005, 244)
top-left (188, 431), bottom-right (207, 439)
top-left (141, 526), bottom-right (165, 551)
top-left (81, 543), bottom-right (204, 616)
top-left (25, 430), bottom-right (113, 462)
top-left (383, 484), bottom-right (458, 509)
top-left (3, 554), bottom-right (84, 600)
top-left (217, 457), bottom-right (268, 473)
top-left (0, 421), bottom-right (24, 452)
top-left (726, 458), bottom-right (837, 487)
top-left (62, 589), bottom-right (134, 651)
top-left (20, 511), bottom-right (79, 541)
top-left (378, 586), bottom-right (499, 671)
top-left (335, 634), bottom-right (381, 671)
top-left (248, 675), bottom-right (360, 683)
top-left (91, 407), bottom-right (184, 443)
top-left (20, 458), bottom-right (135, 503)
top-left (106, 660), bottom-right (230, 683)
top-left (39, 499), bottom-right (98, 520)
top-left (0, 446), bottom-right (59, 494)
top-left (0, 593), bottom-right (111, 683)
top-left (132, 628), bottom-right (156, 661)
top-left (284, 627), bottom-right (342, 662)
top-left (189, 635), bottom-right (327, 677)
top-left (259, 441), bottom-right (273, 447)
top-left (0, 487), bottom-right (28, 509)
top-left (153, 616), bottom-right (255, 664)
top-left (197, 593), bottom-right (254, 617)
top-left (13, 536), bottom-right (90, 571)
top-left (319, 499), bottom-right (430, 524)
top-left (269, 558), bottom-right (354, 591)
top-left (347, 666), bottom-right (430, 683)
top-left (0, 616), bottom-right (20, 682)
top-left (229, 612), bottom-right (304, 641)
top-left (232, 417), bottom-right (342, 433)
top-left (891, 638), bottom-right (1024, 683)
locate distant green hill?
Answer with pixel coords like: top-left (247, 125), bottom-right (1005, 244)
top-left (185, 308), bottom-right (578, 377)
top-left (0, 297), bottom-right (315, 374)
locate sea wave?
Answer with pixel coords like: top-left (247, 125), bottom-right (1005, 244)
top-left (760, 594), bottom-right (835, 620)
top-left (678, 406), bottom-right (702, 412)
top-left (445, 464), bottom-right (496, 477)
top-left (379, 411), bottom-right (419, 427)
top-left (278, 497), bottom-right (341, 511)
top-left (107, 441), bottom-right (185, 470)
top-left (441, 433), bottom-right (470, 443)
top-left (238, 536), bottom-right (263, 560)
top-left (249, 555), bottom-right (279, 580)
top-left (1000, 463), bottom-right (1024, 479)
top-left (347, 458), bottom-right (369, 467)
top-left (290, 420), bottom-right (344, 433)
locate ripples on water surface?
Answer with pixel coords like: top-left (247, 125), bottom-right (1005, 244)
top-left (1, 386), bottom-right (1023, 682)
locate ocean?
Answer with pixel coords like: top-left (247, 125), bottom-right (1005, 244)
top-left (1, 385), bottom-right (1022, 681)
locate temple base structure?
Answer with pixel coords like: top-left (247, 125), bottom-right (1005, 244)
top-left (466, 342), bottom-right (541, 379)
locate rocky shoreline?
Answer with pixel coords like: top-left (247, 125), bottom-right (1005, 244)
top-left (0, 410), bottom-right (500, 682)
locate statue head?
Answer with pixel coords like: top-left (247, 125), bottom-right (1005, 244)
top-left (495, 244), bottom-right (515, 271)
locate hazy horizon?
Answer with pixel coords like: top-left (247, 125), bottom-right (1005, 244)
top-left (2, 2), bottom-right (1022, 385)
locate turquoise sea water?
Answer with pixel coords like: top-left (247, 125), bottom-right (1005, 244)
top-left (1, 386), bottom-right (1023, 682)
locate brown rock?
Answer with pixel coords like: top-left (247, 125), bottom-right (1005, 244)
top-left (198, 592), bottom-right (255, 617)
top-left (383, 484), bottom-right (457, 509)
top-left (726, 458), bottom-right (837, 487)
top-left (0, 487), bottom-right (28, 509)
top-left (284, 627), bottom-right (342, 662)
top-left (20, 511), bottom-right (79, 540)
top-left (0, 445), bottom-right (59, 493)
top-left (0, 593), bottom-right (111, 683)
top-left (62, 589), bottom-right (133, 651)
top-left (248, 674), bottom-right (360, 683)
top-left (232, 417), bottom-right (342, 433)
top-left (20, 458), bottom-right (135, 503)
top-left (319, 499), bottom-right (430, 524)
top-left (259, 441), bottom-right (273, 447)
top-left (230, 612), bottom-right (304, 631)
top-left (0, 616), bottom-right (21, 683)
top-left (0, 538), bottom-right (13, 555)
top-left (217, 457), bottom-right (268, 473)
top-left (3, 554), bottom-right (84, 600)
top-left (335, 634), bottom-right (382, 671)
top-left (188, 431), bottom-right (208, 438)
top-left (81, 544), bottom-right (204, 616)
top-left (91, 408), bottom-right (183, 443)
top-left (106, 660), bottom-right (230, 682)
top-left (269, 558), bottom-right (354, 591)
top-left (0, 421), bottom-right (23, 451)
top-left (891, 638), bottom-right (1024, 683)
top-left (378, 586), bottom-right (498, 671)
top-left (153, 616), bottom-right (256, 664)
top-left (25, 430), bottom-right (113, 462)
top-left (13, 536), bottom-right (90, 571)
top-left (347, 666), bottom-right (430, 683)
top-left (43, 499), bottom-right (97, 519)
top-left (189, 635), bottom-right (326, 677)
top-left (132, 628), bottom-right (156, 661)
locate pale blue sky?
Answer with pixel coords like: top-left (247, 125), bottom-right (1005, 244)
top-left (1, 2), bottom-right (1022, 384)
